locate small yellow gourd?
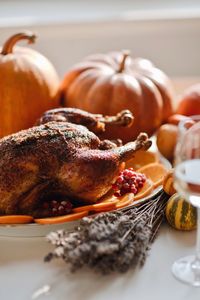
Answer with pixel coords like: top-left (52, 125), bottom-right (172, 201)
top-left (163, 170), bottom-right (176, 196)
top-left (165, 193), bottom-right (197, 231)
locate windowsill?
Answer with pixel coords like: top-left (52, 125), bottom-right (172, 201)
top-left (0, 0), bottom-right (200, 27)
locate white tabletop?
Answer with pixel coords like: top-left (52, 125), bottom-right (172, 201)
top-left (0, 224), bottom-right (199, 300)
top-left (1, 77), bottom-right (199, 300)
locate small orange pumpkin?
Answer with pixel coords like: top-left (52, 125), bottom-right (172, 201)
top-left (0, 31), bottom-right (60, 137)
top-left (177, 84), bottom-right (200, 116)
top-left (156, 123), bottom-right (178, 162)
top-left (60, 51), bottom-right (175, 142)
top-left (163, 170), bottom-right (176, 196)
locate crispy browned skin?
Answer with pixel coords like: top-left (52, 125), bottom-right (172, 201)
top-left (0, 122), bottom-right (151, 217)
top-left (37, 107), bottom-right (134, 134)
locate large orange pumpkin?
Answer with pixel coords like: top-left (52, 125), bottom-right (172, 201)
top-left (61, 51), bottom-right (175, 142)
top-left (0, 31), bottom-right (60, 137)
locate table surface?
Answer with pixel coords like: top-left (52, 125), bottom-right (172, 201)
top-left (1, 77), bottom-right (200, 300)
top-left (0, 224), bottom-right (200, 300)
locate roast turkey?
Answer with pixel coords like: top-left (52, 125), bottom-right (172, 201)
top-left (0, 110), bottom-right (151, 217)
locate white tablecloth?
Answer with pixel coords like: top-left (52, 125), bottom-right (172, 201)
top-left (0, 224), bottom-right (199, 300)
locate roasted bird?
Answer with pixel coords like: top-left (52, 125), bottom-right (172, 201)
top-left (0, 109), bottom-right (151, 217)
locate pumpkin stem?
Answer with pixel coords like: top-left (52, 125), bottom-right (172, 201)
top-left (117, 51), bottom-right (130, 73)
top-left (1, 32), bottom-right (37, 55)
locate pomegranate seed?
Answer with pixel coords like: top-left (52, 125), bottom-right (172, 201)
top-left (131, 178), bottom-right (137, 184)
top-left (116, 176), bottom-right (124, 184)
top-left (51, 200), bottom-right (59, 208)
top-left (138, 182), bottom-right (144, 188)
top-left (120, 190), bottom-right (126, 196)
top-left (58, 205), bottom-right (65, 213)
top-left (129, 170), bottom-right (135, 175)
top-left (112, 184), bottom-right (119, 190)
top-left (122, 183), bottom-right (130, 190)
top-left (61, 201), bottom-right (72, 209)
top-left (130, 174), bottom-right (136, 179)
top-left (123, 170), bottom-right (129, 176)
top-left (130, 187), bottom-right (137, 194)
top-left (114, 191), bottom-right (121, 197)
top-left (127, 179), bottom-right (134, 185)
top-left (52, 208), bottom-right (58, 215)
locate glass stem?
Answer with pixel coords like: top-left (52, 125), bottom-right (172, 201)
top-left (191, 206), bottom-right (200, 284)
top-left (196, 207), bottom-right (200, 261)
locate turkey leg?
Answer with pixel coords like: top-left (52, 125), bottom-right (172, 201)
top-left (37, 108), bottom-right (134, 134)
top-left (58, 133), bottom-right (152, 202)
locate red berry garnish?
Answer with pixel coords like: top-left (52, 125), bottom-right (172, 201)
top-left (112, 168), bottom-right (146, 197)
top-left (41, 199), bottom-right (73, 217)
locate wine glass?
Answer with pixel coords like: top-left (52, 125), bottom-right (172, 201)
top-left (172, 115), bottom-right (200, 286)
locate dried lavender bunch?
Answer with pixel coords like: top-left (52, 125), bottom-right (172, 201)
top-left (45, 191), bottom-right (169, 274)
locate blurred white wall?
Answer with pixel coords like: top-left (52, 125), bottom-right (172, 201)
top-left (0, 0), bottom-right (200, 79)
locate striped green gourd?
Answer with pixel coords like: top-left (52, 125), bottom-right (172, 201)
top-left (165, 193), bottom-right (197, 230)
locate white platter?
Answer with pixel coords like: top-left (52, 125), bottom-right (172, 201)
top-left (0, 156), bottom-right (171, 238)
